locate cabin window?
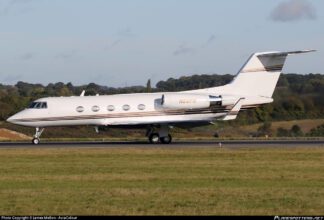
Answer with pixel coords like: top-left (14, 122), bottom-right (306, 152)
top-left (122, 104), bottom-right (130, 111)
top-left (92, 105), bottom-right (100, 112)
top-left (138, 104), bottom-right (146, 110)
top-left (28, 102), bottom-right (47, 109)
top-left (107, 105), bottom-right (115, 111)
top-left (76, 106), bottom-right (84, 113)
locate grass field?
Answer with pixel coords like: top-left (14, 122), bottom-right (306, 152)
top-left (0, 147), bottom-right (324, 215)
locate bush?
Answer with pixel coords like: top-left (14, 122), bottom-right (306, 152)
top-left (290, 125), bottom-right (303, 137)
top-left (277, 127), bottom-right (290, 137)
top-left (257, 121), bottom-right (272, 137)
top-left (307, 124), bottom-right (324, 137)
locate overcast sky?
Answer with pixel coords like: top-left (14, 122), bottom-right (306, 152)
top-left (0, 0), bottom-right (323, 87)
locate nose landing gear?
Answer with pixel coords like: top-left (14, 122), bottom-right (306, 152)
top-left (32, 127), bottom-right (44, 145)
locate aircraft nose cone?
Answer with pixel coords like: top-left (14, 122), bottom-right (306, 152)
top-left (6, 115), bottom-right (14, 123)
top-left (6, 113), bottom-right (19, 124)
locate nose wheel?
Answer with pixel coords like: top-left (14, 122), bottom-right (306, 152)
top-left (32, 127), bottom-right (44, 145)
top-left (32, 138), bottom-right (40, 145)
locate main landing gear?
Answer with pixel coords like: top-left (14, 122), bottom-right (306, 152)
top-left (147, 124), bottom-right (172, 144)
top-left (32, 127), bottom-right (44, 145)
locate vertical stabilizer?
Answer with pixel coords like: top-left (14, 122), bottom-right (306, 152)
top-left (228, 50), bottom-right (315, 97)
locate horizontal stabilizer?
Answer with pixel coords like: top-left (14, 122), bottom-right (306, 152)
top-left (257, 50), bottom-right (316, 57)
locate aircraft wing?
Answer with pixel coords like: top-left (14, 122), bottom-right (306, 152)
top-left (222, 98), bottom-right (245, 121)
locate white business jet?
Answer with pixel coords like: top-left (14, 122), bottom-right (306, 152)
top-left (7, 50), bottom-right (315, 144)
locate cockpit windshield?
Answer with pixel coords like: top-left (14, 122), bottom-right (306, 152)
top-left (28, 102), bottom-right (47, 109)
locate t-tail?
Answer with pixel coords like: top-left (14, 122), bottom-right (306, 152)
top-left (227, 50), bottom-right (316, 98)
top-left (194, 49), bottom-right (316, 120)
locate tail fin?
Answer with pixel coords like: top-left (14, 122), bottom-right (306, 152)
top-left (228, 50), bottom-right (315, 97)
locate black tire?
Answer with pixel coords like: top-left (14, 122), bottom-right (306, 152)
top-left (160, 134), bottom-right (172, 144)
top-left (32, 138), bottom-right (40, 145)
top-left (149, 133), bottom-right (160, 144)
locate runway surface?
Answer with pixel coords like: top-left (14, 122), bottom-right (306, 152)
top-left (0, 140), bottom-right (324, 149)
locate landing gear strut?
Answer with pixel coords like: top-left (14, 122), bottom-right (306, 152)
top-left (147, 124), bottom-right (172, 144)
top-left (32, 127), bottom-right (44, 145)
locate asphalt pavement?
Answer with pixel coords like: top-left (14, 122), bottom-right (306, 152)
top-left (0, 139), bottom-right (323, 149)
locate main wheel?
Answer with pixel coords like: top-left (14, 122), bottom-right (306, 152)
top-left (32, 138), bottom-right (40, 145)
top-left (149, 133), bottom-right (160, 144)
top-left (160, 134), bottom-right (172, 144)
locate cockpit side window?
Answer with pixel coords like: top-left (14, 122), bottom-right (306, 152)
top-left (28, 102), bottom-right (38, 108)
top-left (28, 102), bottom-right (48, 109)
top-left (41, 102), bottom-right (47, 109)
top-left (34, 102), bottom-right (42, 109)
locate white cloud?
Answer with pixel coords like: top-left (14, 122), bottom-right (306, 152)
top-left (270, 0), bottom-right (316, 22)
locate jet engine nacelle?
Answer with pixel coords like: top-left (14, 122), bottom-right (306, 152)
top-left (161, 94), bottom-right (223, 110)
top-left (220, 95), bottom-right (240, 106)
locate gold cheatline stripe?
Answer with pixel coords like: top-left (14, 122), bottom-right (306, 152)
top-left (13, 109), bottom-right (231, 122)
top-left (241, 64), bottom-right (283, 73)
top-left (228, 111), bottom-right (239, 115)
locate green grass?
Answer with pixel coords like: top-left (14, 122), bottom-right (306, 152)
top-left (0, 147), bottom-right (324, 215)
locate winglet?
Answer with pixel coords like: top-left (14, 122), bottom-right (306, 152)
top-left (80, 90), bottom-right (85, 97)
